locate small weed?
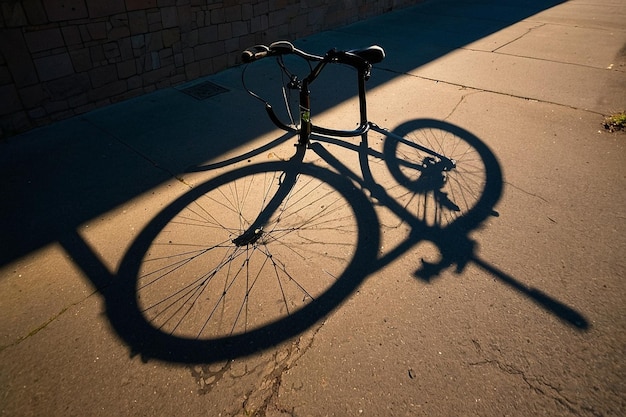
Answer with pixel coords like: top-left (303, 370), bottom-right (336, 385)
top-left (603, 111), bottom-right (626, 132)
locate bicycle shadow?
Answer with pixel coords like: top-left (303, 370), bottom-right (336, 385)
top-left (97, 118), bottom-right (588, 364)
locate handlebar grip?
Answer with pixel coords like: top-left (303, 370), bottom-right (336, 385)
top-left (269, 41), bottom-right (295, 54)
top-left (241, 45), bottom-right (270, 63)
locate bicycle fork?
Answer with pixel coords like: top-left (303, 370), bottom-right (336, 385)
top-left (231, 146), bottom-right (306, 246)
top-left (298, 79), bottom-right (311, 146)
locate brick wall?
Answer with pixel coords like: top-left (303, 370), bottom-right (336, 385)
top-left (0, 0), bottom-right (419, 138)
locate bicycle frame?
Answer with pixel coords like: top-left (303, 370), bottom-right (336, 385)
top-left (243, 41), bottom-right (455, 169)
top-left (260, 55), bottom-right (372, 145)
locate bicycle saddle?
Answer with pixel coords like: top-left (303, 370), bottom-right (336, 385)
top-left (348, 45), bottom-right (385, 64)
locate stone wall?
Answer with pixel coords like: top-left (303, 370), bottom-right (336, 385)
top-left (0, 0), bottom-right (419, 138)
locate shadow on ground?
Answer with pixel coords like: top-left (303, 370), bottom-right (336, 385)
top-left (1, 0), bottom-right (585, 364)
top-left (71, 117), bottom-right (587, 364)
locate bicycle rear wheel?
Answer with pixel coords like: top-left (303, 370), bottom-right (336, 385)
top-left (381, 119), bottom-right (502, 230)
top-left (116, 161), bottom-right (378, 361)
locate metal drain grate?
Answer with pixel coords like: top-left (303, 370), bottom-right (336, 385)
top-left (179, 80), bottom-right (229, 100)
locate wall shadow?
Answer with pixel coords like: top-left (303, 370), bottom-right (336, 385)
top-left (0, 0), bottom-right (565, 269)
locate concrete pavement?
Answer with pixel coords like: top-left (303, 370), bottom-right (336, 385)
top-left (1, 0), bottom-right (625, 416)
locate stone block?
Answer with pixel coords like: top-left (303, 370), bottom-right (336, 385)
top-left (193, 44), bottom-right (210, 60)
top-left (232, 21), bottom-right (248, 38)
top-left (127, 75), bottom-right (142, 89)
top-left (49, 109), bottom-right (74, 121)
top-left (182, 47), bottom-right (194, 63)
top-left (170, 73), bottom-right (186, 86)
top-left (68, 92), bottom-right (88, 107)
top-left (184, 61), bottom-right (200, 80)
top-left (217, 23), bottom-right (231, 41)
top-left (194, 10), bottom-right (205, 27)
top-left (174, 52), bottom-right (183, 68)
top-left (147, 10), bottom-right (161, 25)
top-left (27, 106), bottom-right (47, 119)
top-left (24, 28), bottom-right (64, 53)
top-left (43, 99), bottom-right (69, 114)
top-left (1, 110), bottom-right (32, 135)
top-left (149, 22), bottom-right (163, 32)
top-left (128, 10), bottom-right (148, 35)
top-left (43, 0), bottom-right (88, 22)
top-left (86, 0), bottom-right (125, 19)
top-left (131, 34), bottom-right (145, 49)
top-left (108, 25), bottom-right (130, 41)
top-left (251, 15), bottom-right (268, 33)
top-left (142, 65), bottom-right (173, 85)
top-left (19, 84), bottom-right (47, 108)
top-left (199, 58), bottom-right (212, 76)
top-left (116, 60), bottom-right (136, 79)
top-left (269, 9), bottom-right (288, 27)
top-left (0, 65), bottom-right (11, 84)
top-left (88, 79), bottom-right (126, 101)
top-left (211, 53), bottom-right (228, 73)
top-left (253, 2), bottom-right (269, 16)
top-left (103, 42), bottom-right (121, 61)
top-left (224, 5), bottom-right (241, 22)
top-left (43, 72), bottom-right (90, 98)
top-left (145, 51), bottom-right (160, 70)
top-left (197, 26), bottom-right (217, 43)
top-left (242, 4), bottom-right (253, 20)
top-left (211, 8), bottom-right (224, 24)
top-left (182, 29), bottom-right (198, 48)
top-left (145, 32), bottom-right (163, 51)
top-left (89, 64), bottom-right (118, 88)
top-left (0, 83), bottom-right (21, 116)
top-left (162, 28), bottom-right (180, 48)
top-left (126, 0), bottom-right (158, 11)
top-left (73, 102), bottom-right (96, 115)
top-left (61, 26), bottom-right (82, 46)
top-left (90, 45), bottom-right (105, 64)
top-left (178, 5), bottom-right (192, 32)
top-left (87, 22), bottom-right (107, 40)
top-left (118, 37), bottom-right (133, 60)
top-left (69, 47), bottom-right (92, 72)
top-left (22, 0), bottom-right (48, 25)
top-left (224, 37), bottom-right (239, 53)
top-left (161, 6), bottom-right (178, 28)
top-left (34, 52), bottom-right (74, 82)
top-left (1, 1), bottom-right (28, 27)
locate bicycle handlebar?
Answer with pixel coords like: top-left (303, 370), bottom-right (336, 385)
top-left (242, 41), bottom-right (324, 63)
top-left (242, 40), bottom-right (385, 73)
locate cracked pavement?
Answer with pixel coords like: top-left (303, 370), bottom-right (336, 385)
top-left (1, 0), bottom-right (625, 416)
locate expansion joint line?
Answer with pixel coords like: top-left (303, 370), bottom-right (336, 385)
top-left (83, 117), bottom-right (193, 188)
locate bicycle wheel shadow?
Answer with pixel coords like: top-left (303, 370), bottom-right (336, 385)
top-left (100, 119), bottom-right (587, 364)
top-left (107, 144), bottom-right (381, 364)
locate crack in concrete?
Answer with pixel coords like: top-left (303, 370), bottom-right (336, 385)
top-left (240, 323), bottom-right (325, 417)
top-left (504, 180), bottom-right (549, 203)
top-left (468, 339), bottom-right (600, 417)
top-left (0, 289), bottom-right (99, 353)
top-left (491, 23), bottom-right (546, 54)
top-left (443, 90), bottom-right (482, 121)
top-left (469, 358), bottom-right (582, 415)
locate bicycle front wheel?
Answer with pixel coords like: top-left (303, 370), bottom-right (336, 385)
top-left (381, 119), bottom-right (502, 230)
top-left (116, 161), bottom-right (379, 361)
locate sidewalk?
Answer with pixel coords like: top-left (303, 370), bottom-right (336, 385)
top-left (1, 0), bottom-right (625, 416)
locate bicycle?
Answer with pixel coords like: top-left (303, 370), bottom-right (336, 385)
top-left (115, 41), bottom-right (503, 362)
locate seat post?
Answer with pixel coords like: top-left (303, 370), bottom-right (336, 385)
top-left (357, 69), bottom-right (368, 127)
top-left (298, 78), bottom-right (312, 146)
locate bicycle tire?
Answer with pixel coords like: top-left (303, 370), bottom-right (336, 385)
top-left (381, 119), bottom-right (502, 231)
top-left (114, 161), bottom-right (379, 363)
